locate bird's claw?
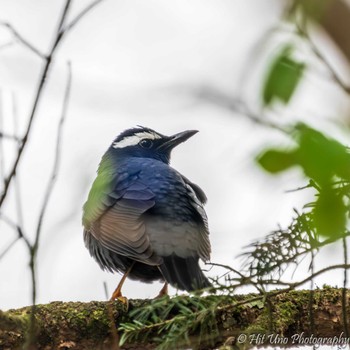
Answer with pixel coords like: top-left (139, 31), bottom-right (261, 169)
top-left (110, 295), bottom-right (129, 310)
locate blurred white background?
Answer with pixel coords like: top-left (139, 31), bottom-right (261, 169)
top-left (0, 0), bottom-right (349, 310)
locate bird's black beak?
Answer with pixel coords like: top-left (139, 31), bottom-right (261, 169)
top-left (158, 130), bottom-right (198, 151)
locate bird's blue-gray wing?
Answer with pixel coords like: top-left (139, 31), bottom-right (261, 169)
top-left (145, 174), bottom-right (211, 262)
top-left (83, 170), bottom-right (161, 265)
top-left (184, 180), bottom-right (211, 262)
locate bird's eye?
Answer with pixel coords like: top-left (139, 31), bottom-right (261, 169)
top-left (139, 139), bottom-right (153, 149)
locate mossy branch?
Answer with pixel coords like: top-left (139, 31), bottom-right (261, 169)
top-left (0, 287), bottom-right (349, 350)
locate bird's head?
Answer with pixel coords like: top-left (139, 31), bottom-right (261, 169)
top-left (109, 126), bottom-right (198, 164)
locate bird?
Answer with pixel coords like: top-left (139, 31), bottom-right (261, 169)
top-left (82, 126), bottom-right (211, 300)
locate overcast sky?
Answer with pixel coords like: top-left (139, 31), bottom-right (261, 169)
top-left (1, 0), bottom-right (349, 310)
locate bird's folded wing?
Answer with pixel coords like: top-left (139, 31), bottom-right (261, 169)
top-left (83, 173), bottom-right (161, 265)
top-left (184, 180), bottom-right (211, 262)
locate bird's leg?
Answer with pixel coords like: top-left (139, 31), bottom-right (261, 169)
top-left (110, 262), bottom-right (135, 303)
top-left (155, 282), bottom-right (168, 298)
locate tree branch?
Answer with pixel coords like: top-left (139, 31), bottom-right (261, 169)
top-left (62, 0), bottom-right (106, 34)
top-left (0, 214), bottom-right (31, 249)
top-left (0, 22), bottom-right (46, 59)
top-left (0, 132), bottom-right (21, 142)
top-left (0, 288), bottom-right (348, 349)
top-left (33, 61), bottom-right (71, 258)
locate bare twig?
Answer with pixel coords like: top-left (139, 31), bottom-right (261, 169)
top-left (55, 0), bottom-right (73, 35)
top-left (0, 22), bottom-right (46, 59)
top-left (33, 62), bottom-right (71, 254)
top-left (0, 132), bottom-right (21, 142)
top-left (214, 263), bottom-right (350, 312)
top-left (206, 261), bottom-right (247, 280)
top-left (0, 91), bottom-right (5, 181)
top-left (0, 40), bottom-right (14, 51)
top-left (103, 282), bottom-right (109, 301)
top-left (30, 61), bottom-right (71, 309)
top-left (0, 0), bottom-right (106, 211)
top-left (267, 263), bottom-right (350, 291)
top-left (12, 92), bottom-right (25, 232)
top-left (308, 251), bottom-right (315, 336)
top-left (0, 214), bottom-right (30, 248)
top-left (296, 23), bottom-right (350, 95)
top-left (62, 0), bottom-right (106, 33)
top-left (0, 237), bottom-right (20, 260)
top-left (190, 85), bottom-right (288, 133)
top-left (212, 253), bottom-right (350, 296)
top-left (0, 57), bottom-right (51, 210)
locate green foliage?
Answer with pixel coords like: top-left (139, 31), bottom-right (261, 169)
top-left (119, 295), bottom-right (222, 349)
top-left (257, 124), bottom-right (350, 239)
top-left (241, 210), bottom-right (317, 280)
top-left (313, 187), bottom-right (347, 238)
top-left (257, 149), bottom-right (296, 173)
top-left (294, 124), bottom-right (350, 184)
top-left (257, 123), bottom-right (350, 184)
top-left (262, 45), bottom-right (305, 106)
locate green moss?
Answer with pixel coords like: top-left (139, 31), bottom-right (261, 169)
top-left (1, 288), bottom-right (349, 349)
top-left (274, 300), bottom-right (298, 334)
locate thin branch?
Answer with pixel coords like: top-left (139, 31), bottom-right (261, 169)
top-left (0, 22), bottom-right (46, 59)
top-left (0, 132), bottom-right (21, 142)
top-left (103, 282), bottom-right (109, 301)
top-left (191, 86), bottom-right (288, 133)
top-left (308, 251), bottom-right (315, 336)
top-left (0, 40), bottom-right (14, 51)
top-left (0, 214), bottom-right (30, 248)
top-left (62, 0), bottom-right (106, 33)
top-left (215, 264), bottom-right (350, 312)
top-left (0, 237), bottom-right (20, 260)
top-left (55, 0), bottom-right (73, 35)
top-left (29, 61), bottom-right (71, 312)
top-left (285, 180), bottom-right (315, 193)
top-left (296, 23), bottom-right (350, 95)
top-left (0, 91), bottom-right (5, 181)
top-left (257, 263), bottom-right (350, 289)
top-left (206, 262), bottom-right (247, 280)
top-left (287, 264), bottom-right (350, 289)
top-left (213, 261), bottom-right (350, 296)
top-left (12, 91), bottom-right (25, 232)
top-left (0, 62), bottom-right (50, 209)
top-left (0, 0), bottom-right (105, 212)
top-left (33, 62), bottom-right (71, 254)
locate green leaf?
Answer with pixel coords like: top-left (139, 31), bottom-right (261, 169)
top-left (313, 187), bottom-right (347, 238)
top-left (262, 45), bottom-right (305, 106)
top-left (257, 149), bottom-right (296, 173)
top-left (294, 124), bottom-right (350, 185)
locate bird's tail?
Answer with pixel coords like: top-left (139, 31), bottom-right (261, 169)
top-left (159, 254), bottom-right (211, 292)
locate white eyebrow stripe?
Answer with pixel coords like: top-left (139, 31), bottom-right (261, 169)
top-left (113, 131), bottom-right (162, 149)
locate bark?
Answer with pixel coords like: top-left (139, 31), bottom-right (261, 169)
top-left (0, 288), bottom-right (349, 350)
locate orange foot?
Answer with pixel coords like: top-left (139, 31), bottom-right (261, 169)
top-left (109, 264), bottom-right (135, 309)
top-left (110, 289), bottom-right (129, 309)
